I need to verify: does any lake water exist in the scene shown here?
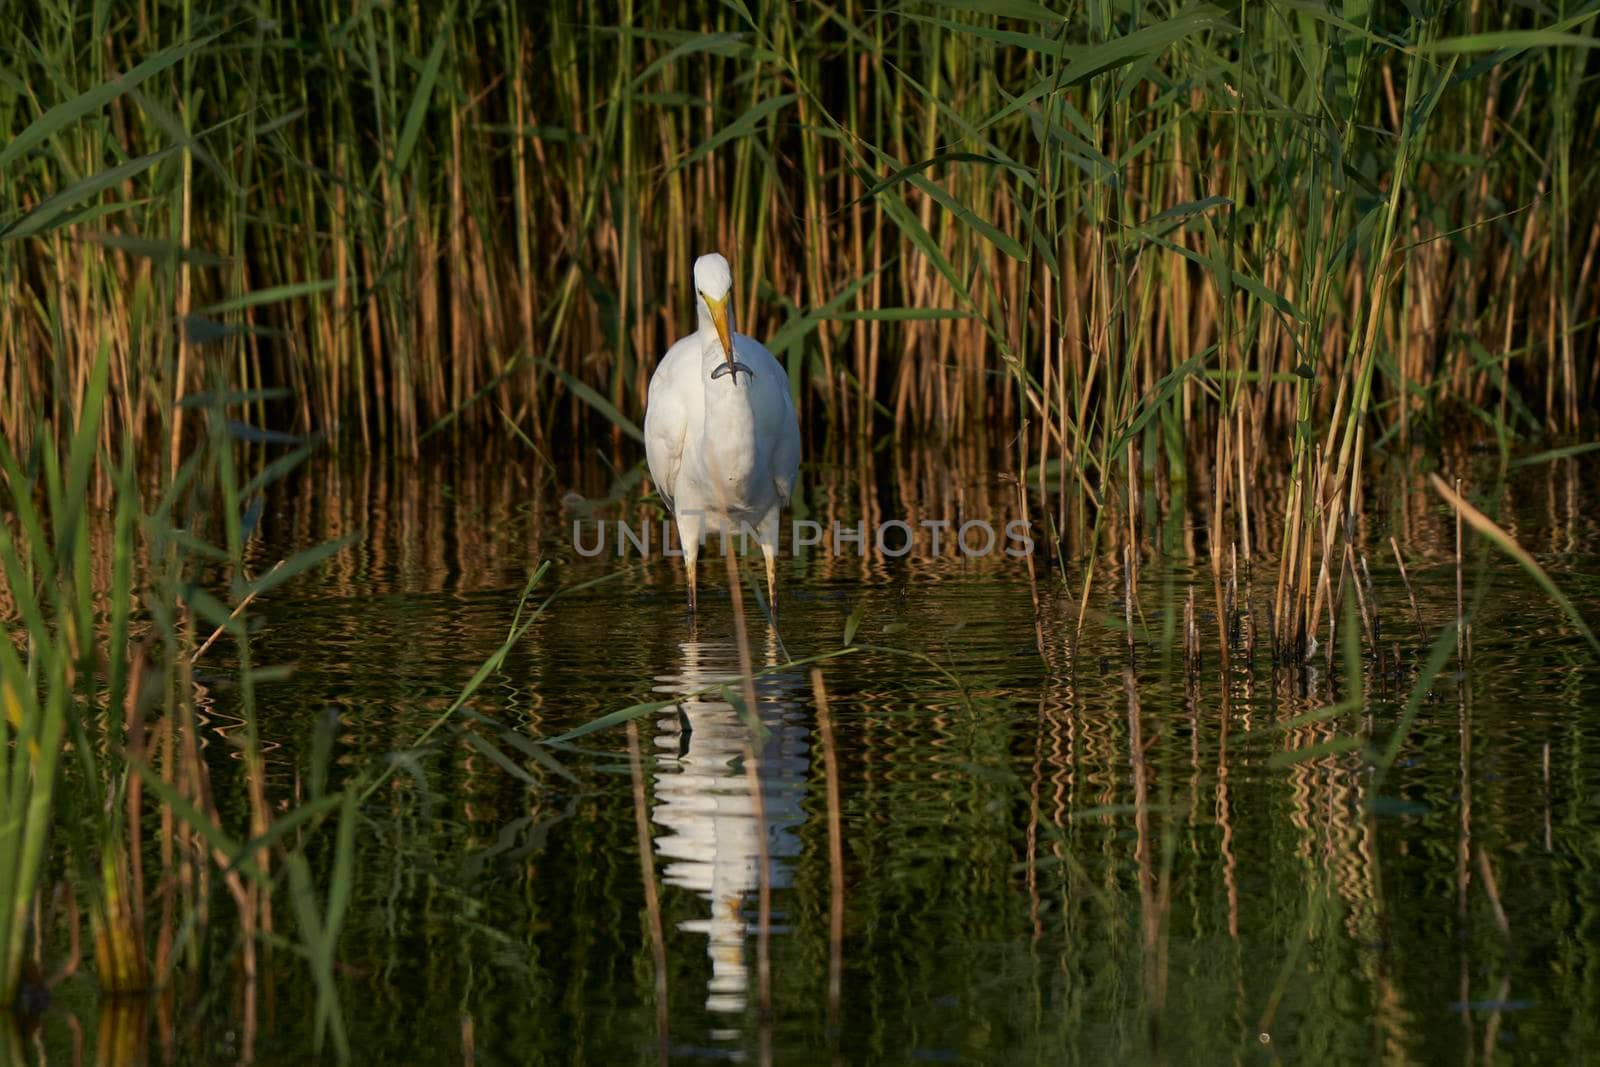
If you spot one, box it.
[26,445,1600,1064]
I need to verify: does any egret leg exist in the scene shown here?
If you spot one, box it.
[685,538,699,615]
[757,511,780,618]
[762,543,777,617]
[678,510,704,617]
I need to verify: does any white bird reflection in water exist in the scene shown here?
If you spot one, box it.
[651,635,809,1023]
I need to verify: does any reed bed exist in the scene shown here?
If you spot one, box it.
[0,359,366,1048]
[3,2,1594,446]
[2,0,1595,649]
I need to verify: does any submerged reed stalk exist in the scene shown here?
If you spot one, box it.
[809,667,845,1028]
[1456,477,1468,668]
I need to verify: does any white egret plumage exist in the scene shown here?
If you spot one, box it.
[644,253,800,613]
[650,636,809,1017]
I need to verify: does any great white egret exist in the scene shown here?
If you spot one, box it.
[644,252,800,613]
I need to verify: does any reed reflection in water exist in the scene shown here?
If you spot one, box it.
[650,633,809,1026]
[14,444,1600,1065]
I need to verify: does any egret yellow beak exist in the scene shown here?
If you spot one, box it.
[706,294,734,365]
[703,292,753,384]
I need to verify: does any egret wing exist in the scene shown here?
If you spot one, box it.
[644,339,695,512]
[738,334,801,505]
[769,380,799,505]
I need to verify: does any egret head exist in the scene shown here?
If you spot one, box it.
[693,253,742,381]
[693,253,733,304]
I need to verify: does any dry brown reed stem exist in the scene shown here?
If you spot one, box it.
[169,118,193,481]
[809,667,845,1028]
[1123,546,1135,666]
[624,718,670,1056]
[1456,679,1474,1038]
[1124,666,1167,1020]
[124,647,148,963]
[742,742,773,1020]
[1243,557,1257,669]
[43,884,80,989]
[154,713,176,977]
[1015,437,1048,662]
[723,551,770,1018]
[1272,463,1302,651]
[245,751,272,948]
[1389,536,1428,649]
[1213,541,1232,701]
[1358,553,1380,655]
[1228,543,1237,629]
[1345,543,1373,660]
[1183,587,1198,677]
[1477,848,1511,941]
[1455,477,1467,668]
[189,560,284,664]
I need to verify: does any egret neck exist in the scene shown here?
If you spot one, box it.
[698,309,761,496]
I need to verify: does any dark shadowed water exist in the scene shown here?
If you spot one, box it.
[28,445,1600,1065]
